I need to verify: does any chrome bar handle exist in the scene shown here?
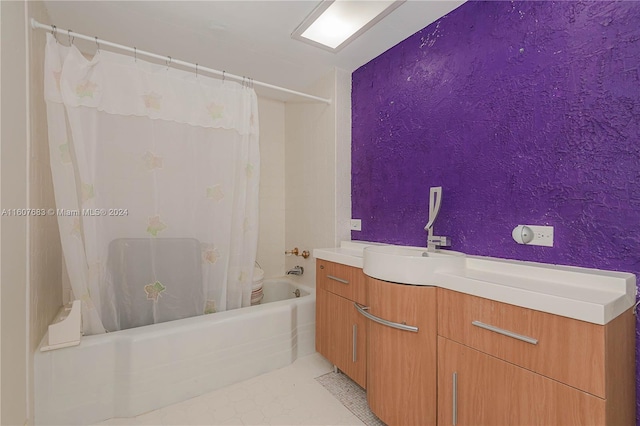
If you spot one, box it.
[354,303,418,332]
[352,324,357,363]
[327,275,349,285]
[472,320,538,345]
[453,372,458,426]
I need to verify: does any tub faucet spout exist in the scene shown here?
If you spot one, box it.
[287,265,304,275]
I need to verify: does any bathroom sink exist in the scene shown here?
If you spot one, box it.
[363,245,465,286]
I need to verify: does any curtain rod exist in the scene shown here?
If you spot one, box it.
[31,19,332,105]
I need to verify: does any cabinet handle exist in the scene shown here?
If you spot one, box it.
[352,324,357,363]
[471,321,538,345]
[354,303,418,332]
[452,371,458,426]
[327,275,349,284]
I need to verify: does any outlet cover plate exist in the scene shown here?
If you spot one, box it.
[527,225,554,247]
[350,219,362,231]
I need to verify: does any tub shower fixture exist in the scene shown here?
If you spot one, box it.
[424,186,451,252]
[287,266,304,276]
[285,247,310,259]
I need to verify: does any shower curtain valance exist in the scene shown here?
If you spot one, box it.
[45,34,257,136]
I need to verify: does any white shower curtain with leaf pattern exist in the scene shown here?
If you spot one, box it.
[44,34,260,335]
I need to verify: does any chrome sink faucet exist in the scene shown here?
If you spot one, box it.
[424,186,451,252]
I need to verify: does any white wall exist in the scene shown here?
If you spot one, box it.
[334,68,352,245]
[257,75,352,283]
[27,2,63,423]
[284,68,351,286]
[256,97,286,278]
[1,1,29,424]
[1,5,3,419]
[0,4,65,424]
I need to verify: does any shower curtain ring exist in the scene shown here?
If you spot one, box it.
[68,29,74,45]
[51,25,57,42]
[166,56,172,70]
[133,47,137,62]
[195,63,198,78]
[95,36,100,53]
[222,70,225,83]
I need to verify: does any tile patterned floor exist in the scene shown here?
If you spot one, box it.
[315,373,385,426]
[96,353,366,425]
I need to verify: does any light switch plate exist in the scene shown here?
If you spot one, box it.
[527,225,554,247]
[350,219,362,231]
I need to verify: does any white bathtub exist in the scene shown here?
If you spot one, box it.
[34,277,315,425]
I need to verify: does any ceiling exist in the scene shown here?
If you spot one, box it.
[42,1,465,101]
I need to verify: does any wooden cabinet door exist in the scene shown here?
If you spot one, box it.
[437,337,605,426]
[316,288,366,388]
[366,278,437,426]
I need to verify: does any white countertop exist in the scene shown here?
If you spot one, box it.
[313,241,636,325]
[311,240,385,268]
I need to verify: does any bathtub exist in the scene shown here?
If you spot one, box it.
[34,277,315,425]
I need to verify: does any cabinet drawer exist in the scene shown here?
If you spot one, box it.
[438,288,605,398]
[316,259,366,305]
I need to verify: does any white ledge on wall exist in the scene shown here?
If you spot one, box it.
[41,299,82,352]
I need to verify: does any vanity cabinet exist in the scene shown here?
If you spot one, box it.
[315,260,367,388]
[314,247,636,426]
[363,277,437,426]
[437,288,636,426]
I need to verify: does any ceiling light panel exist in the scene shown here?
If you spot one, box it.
[292,0,405,52]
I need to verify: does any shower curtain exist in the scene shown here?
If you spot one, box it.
[44,34,260,335]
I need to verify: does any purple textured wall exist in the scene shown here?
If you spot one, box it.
[351,0,640,419]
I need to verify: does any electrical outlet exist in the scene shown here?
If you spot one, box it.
[528,225,554,247]
[350,219,362,231]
